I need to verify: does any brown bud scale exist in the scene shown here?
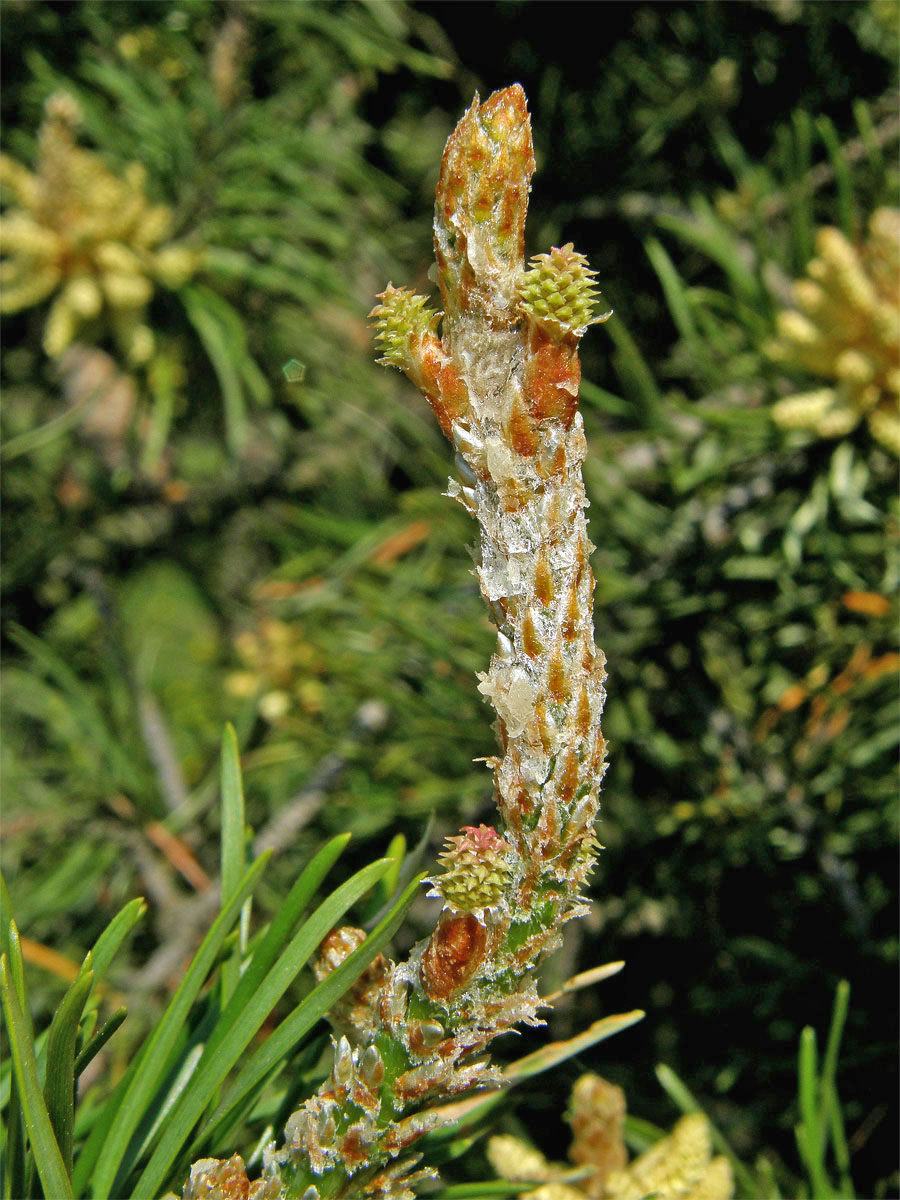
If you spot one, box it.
[420,913,488,1002]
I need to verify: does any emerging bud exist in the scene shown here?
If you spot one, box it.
[428,823,512,918]
[767,207,900,455]
[518,243,611,341]
[567,1074,627,1190]
[369,283,441,371]
[434,84,535,321]
[605,1113,733,1200]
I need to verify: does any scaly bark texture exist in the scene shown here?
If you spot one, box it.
[182,84,612,1200]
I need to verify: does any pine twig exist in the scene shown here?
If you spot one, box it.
[182,84,621,1200]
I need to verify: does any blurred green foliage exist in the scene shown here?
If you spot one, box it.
[2,1,897,1197]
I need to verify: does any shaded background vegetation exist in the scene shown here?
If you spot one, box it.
[2,1,897,1196]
